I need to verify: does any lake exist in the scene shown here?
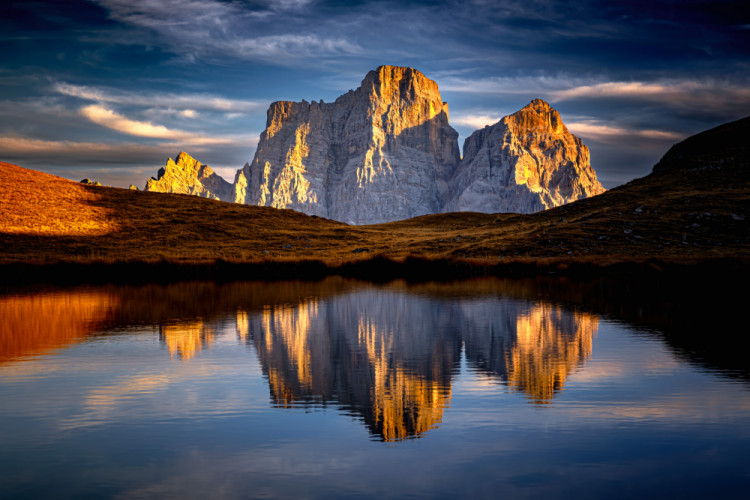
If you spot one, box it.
[1,276,749,499]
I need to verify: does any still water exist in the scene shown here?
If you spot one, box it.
[1,277,749,499]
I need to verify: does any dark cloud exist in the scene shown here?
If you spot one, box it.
[1,0,749,189]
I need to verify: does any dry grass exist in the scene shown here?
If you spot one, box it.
[1,158,749,280]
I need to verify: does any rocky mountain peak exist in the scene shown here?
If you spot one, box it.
[359,66,443,109]
[446,100,605,214]
[145,152,233,201]
[143,68,605,222]
[504,98,566,135]
[232,65,460,224]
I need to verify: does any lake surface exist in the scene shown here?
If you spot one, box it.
[1,277,749,499]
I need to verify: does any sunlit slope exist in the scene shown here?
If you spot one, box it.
[1,113,749,265]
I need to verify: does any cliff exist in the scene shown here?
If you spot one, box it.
[233,65,461,224]
[446,99,605,214]
[145,152,233,201]
[142,69,606,222]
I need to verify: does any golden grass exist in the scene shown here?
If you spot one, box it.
[1,160,748,278]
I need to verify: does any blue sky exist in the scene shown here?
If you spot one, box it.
[1,0,749,188]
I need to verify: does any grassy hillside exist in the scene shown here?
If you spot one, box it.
[1,117,749,279]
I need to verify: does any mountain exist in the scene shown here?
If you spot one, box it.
[2,112,749,269]
[233,66,460,224]
[141,67,605,223]
[145,152,233,201]
[446,99,605,213]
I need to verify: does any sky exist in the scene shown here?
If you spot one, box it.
[1,0,749,189]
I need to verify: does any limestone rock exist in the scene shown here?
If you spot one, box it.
[80,178,101,186]
[145,152,233,201]
[445,99,605,214]
[128,184,138,190]
[140,70,606,222]
[234,65,460,224]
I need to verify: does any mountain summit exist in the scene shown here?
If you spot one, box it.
[145,152,232,201]
[233,65,460,224]
[446,99,605,213]
[144,68,604,222]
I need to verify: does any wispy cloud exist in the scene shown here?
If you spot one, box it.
[450,112,504,129]
[54,83,262,113]
[566,120,683,143]
[91,0,361,65]
[439,74,576,95]
[0,134,257,168]
[441,74,750,121]
[79,104,247,145]
[550,80,750,105]
[0,136,166,158]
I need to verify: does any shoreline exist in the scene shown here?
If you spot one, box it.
[2,254,747,286]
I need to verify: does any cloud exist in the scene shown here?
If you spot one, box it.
[566,120,683,143]
[54,82,262,113]
[79,104,252,146]
[439,74,571,95]
[450,113,504,130]
[0,133,257,162]
[234,34,360,61]
[0,136,156,156]
[91,0,361,64]
[550,79,750,110]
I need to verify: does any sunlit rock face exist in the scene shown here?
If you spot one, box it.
[233,65,461,224]
[145,152,234,201]
[141,74,605,221]
[446,99,605,214]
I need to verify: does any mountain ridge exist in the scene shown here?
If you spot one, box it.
[2,110,748,270]
[143,66,604,223]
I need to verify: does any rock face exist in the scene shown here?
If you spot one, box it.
[446,99,605,214]
[143,69,606,222]
[145,152,233,201]
[233,66,460,224]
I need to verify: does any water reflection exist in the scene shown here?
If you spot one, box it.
[464,302,597,403]
[160,322,216,361]
[0,278,641,440]
[243,295,458,441]
[0,289,117,362]
[2,277,749,499]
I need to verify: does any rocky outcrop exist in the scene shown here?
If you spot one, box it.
[142,70,606,222]
[233,65,460,224]
[145,152,233,201]
[445,99,605,214]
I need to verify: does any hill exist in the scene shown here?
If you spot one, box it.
[1,116,749,280]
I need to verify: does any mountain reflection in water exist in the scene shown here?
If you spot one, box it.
[0,278,602,441]
[244,294,596,440]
